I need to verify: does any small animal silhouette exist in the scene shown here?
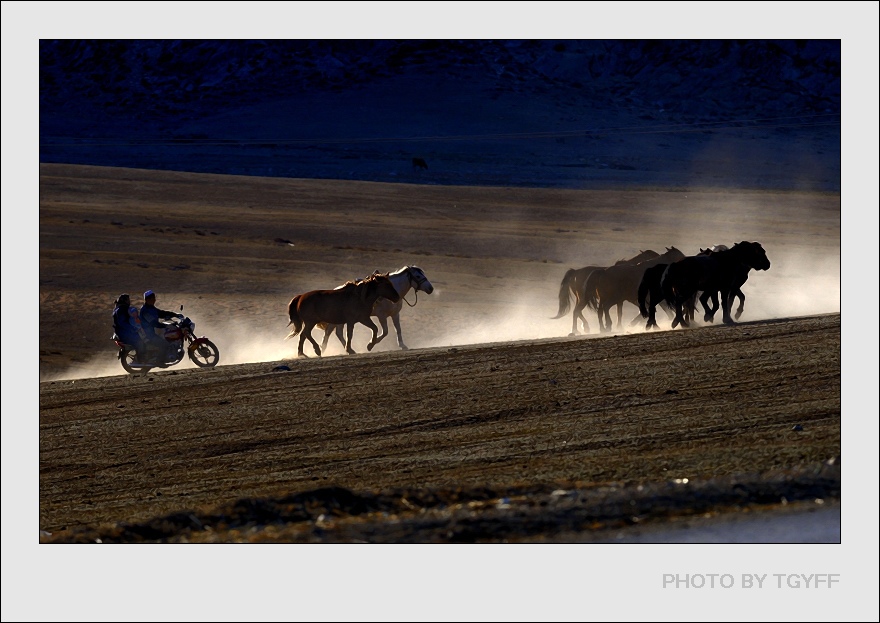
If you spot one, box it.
[412,157,428,171]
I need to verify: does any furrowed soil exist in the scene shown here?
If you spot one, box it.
[37,164,841,543]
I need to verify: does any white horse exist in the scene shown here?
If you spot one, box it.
[320,265,434,351]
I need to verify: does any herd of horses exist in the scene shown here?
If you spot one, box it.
[284,242,770,358]
[553,241,771,335]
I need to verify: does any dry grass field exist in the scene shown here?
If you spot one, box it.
[35,164,843,545]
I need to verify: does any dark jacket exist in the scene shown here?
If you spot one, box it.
[113,304,147,346]
[139,302,178,334]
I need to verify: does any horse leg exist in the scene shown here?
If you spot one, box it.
[596,306,606,333]
[345,323,357,355]
[571,298,587,335]
[364,319,383,351]
[673,299,688,328]
[647,303,658,330]
[305,324,322,356]
[320,324,334,351]
[595,302,610,332]
[616,303,624,331]
[376,315,392,347]
[391,314,407,350]
[721,288,735,325]
[734,289,745,319]
[299,324,322,357]
[701,291,717,323]
[629,310,643,327]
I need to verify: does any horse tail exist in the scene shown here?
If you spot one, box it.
[583,269,602,311]
[551,269,577,318]
[638,270,651,318]
[285,295,303,340]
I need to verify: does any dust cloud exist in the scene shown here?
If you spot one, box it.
[42,243,839,383]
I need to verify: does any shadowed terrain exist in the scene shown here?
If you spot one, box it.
[39,165,840,543]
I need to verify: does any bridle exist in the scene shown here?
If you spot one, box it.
[402,267,429,307]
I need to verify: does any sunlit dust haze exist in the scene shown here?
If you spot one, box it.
[43,242,838,383]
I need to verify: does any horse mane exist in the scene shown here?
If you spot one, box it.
[340,270,389,288]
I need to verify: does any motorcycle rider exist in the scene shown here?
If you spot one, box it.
[112,293,149,355]
[139,289,183,363]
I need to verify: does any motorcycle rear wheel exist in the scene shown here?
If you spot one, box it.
[189,339,220,368]
[120,345,148,374]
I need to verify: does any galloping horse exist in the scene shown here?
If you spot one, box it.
[637,246,732,330]
[661,241,771,328]
[319,265,434,352]
[286,273,401,357]
[691,246,750,323]
[551,249,659,336]
[585,247,687,332]
[638,263,675,330]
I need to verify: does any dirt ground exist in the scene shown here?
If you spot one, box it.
[37,164,841,543]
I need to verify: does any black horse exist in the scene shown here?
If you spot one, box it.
[584,247,686,332]
[690,247,750,323]
[638,263,676,330]
[661,241,771,328]
[637,246,749,330]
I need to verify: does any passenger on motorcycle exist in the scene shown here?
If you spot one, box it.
[113,293,149,350]
[139,289,183,363]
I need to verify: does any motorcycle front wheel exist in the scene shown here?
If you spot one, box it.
[120,346,148,374]
[189,339,220,368]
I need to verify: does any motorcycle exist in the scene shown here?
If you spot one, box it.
[112,306,220,373]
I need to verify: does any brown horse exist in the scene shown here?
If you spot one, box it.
[585,247,687,332]
[285,273,401,357]
[319,265,434,352]
[551,249,660,336]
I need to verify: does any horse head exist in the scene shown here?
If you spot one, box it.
[367,274,401,303]
[663,246,687,262]
[733,241,771,271]
[406,265,435,294]
[620,249,660,265]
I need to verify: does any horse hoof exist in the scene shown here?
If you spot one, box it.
[367,343,374,351]
[400,345,409,351]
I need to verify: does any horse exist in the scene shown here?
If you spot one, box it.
[585,247,687,332]
[551,249,660,336]
[690,246,750,323]
[412,157,429,171]
[637,246,733,330]
[661,241,771,328]
[637,263,676,330]
[285,273,401,357]
[318,265,434,352]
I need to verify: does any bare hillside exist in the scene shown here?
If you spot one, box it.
[37,165,841,543]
